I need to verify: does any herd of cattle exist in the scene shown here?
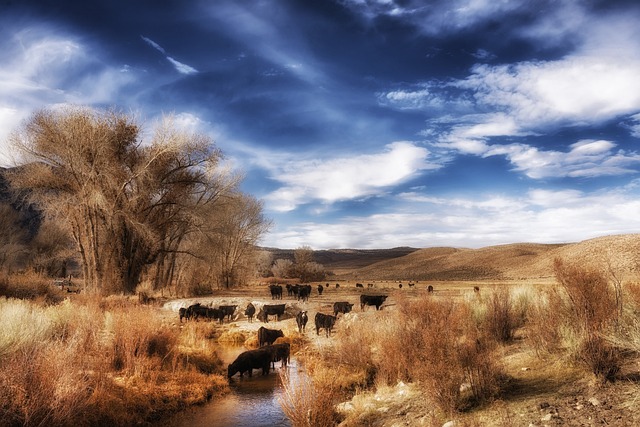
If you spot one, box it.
[178,282,443,380]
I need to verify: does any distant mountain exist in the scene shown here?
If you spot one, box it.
[339,235,640,281]
[262,247,419,273]
[266,234,640,282]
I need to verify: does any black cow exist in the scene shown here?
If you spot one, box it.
[333,301,354,317]
[360,294,388,311]
[427,285,434,293]
[189,304,211,320]
[219,305,237,323]
[245,303,256,322]
[228,348,272,378]
[257,304,286,323]
[355,283,364,288]
[265,343,290,368]
[367,283,374,288]
[208,307,225,323]
[184,303,202,320]
[179,307,188,322]
[297,285,311,302]
[315,312,337,337]
[269,284,283,300]
[296,310,308,333]
[258,326,284,347]
[317,284,324,295]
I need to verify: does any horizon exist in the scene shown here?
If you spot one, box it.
[2,1,640,249]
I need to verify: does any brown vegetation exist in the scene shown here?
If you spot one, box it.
[0,292,227,426]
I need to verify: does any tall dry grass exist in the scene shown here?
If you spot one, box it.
[0,295,226,426]
[526,259,623,381]
[304,294,506,418]
[278,365,343,427]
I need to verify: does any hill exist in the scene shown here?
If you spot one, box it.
[310,234,640,282]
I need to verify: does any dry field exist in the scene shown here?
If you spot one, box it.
[4,233,640,426]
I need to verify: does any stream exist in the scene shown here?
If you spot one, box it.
[164,346,296,427]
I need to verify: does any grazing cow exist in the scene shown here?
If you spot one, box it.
[355,283,364,288]
[265,343,290,368]
[269,284,283,300]
[399,283,403,289]
[335,283,340,288]
[245,303,256,323]
[228,348,272,378]
[408,283,415,288]
[315,312,337,337]
[367,283,374,288]
[219,305,237,323]
[189,304,212,321]
[333,301,354,317]
[317,284,324,295]
[296,311,308,333]
[258,326,284,347]
[208,307,225,323]
[179,307,188,322]
[360,294,388,311]
[474,286,480,293]
[427,285,434,293]
[257,304,286,323]
[297,285,311,302]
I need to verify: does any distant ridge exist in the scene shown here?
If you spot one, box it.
[268,234,640,282]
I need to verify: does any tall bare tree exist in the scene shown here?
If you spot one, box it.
[8,107,242,293]
[204,193,272,288]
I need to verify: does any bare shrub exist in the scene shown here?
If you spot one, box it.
[278,365,342,427]
[553,258,621,381]
[526,289,565,356]
[484,286,518,343]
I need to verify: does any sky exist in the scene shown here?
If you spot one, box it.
[2,0,640,249]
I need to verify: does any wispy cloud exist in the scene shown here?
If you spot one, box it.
[264,184,640,249]
[141,35,198,75]
[0,25,135,165]
[263,141,439,211]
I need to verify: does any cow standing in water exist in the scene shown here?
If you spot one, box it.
[258,326,284,347]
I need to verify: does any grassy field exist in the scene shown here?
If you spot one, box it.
[4,260,640,426]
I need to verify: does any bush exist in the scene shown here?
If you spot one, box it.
[484,286,518,343]
[552,258,622,381]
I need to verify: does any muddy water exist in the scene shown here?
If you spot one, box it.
[165,346,295,427]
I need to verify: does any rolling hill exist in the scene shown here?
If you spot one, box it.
[312,234,640,282]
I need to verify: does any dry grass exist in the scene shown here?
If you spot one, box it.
[0,294,227,426]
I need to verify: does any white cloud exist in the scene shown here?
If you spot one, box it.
[0,27,135,165]
[141,35,198,75]
[263,185,640,249]
[263,141,438,211]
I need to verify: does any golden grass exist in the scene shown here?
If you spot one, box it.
[0,295,227,426]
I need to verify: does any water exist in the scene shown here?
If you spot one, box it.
[164,346,295,427]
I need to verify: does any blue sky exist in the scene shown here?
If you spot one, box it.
[2,0,640,249]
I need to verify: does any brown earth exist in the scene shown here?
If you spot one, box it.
[317,233,640,283]
[162,233,640,426]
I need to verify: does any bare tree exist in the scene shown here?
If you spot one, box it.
[8,107,239,293]
[204,193,271,288]
[272,259,294,279]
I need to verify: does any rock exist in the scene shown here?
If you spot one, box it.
[588,397,601,407]
[442,421,456,427]
[541,413,553,422]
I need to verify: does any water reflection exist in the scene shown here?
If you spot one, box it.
[165,346,294,427]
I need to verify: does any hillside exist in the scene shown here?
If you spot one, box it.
[325,234,640,282]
